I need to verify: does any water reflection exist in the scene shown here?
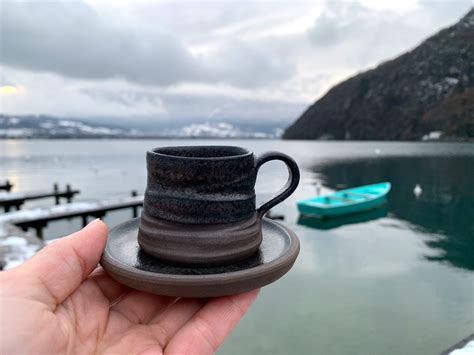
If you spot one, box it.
[312,155,474,271]
[298,206,388,230]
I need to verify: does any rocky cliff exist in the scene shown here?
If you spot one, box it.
[283,9,474,141]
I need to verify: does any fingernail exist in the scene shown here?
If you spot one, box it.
[83,218,101,230]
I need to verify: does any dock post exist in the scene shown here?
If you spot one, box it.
[54,183,60,204]
[91,212,106,220]
[81,215,88,227]
[33,222,48,240]
[35,227,44,240]
[131,190,138,218]
[66,184,72,203]
[0,179,13,192]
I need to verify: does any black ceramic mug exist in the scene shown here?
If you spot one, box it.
[138,145,300,265]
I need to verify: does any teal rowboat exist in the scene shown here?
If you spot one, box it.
[297,182,391,218]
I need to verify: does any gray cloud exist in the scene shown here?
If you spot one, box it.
[308,2,369,47]
[2,0,473,123]
[308,1,473,49]
[1,2,197,85]
[0,1,296,88]
[135,2,288,36]
[203,38,295,87]
[306,0,473,70]
[418,0,474,23]
[80,87,305,124]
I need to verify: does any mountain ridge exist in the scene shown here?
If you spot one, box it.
[0,114,283,139]
[283,8,474,141]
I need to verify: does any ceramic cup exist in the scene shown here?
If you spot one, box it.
[138,145,300,266]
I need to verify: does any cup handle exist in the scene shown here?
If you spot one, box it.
[255,151,300,218]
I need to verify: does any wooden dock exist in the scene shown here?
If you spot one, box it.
[0,180,13,192]
[0,184,80,212]
[0,193,143,239]
[0,188,287,268]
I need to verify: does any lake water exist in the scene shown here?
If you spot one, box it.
[1,139,473,355]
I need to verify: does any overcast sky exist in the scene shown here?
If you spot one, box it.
[1,0,473,125]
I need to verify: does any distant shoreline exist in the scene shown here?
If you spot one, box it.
[0,136,277,140]
[1,137,472,142]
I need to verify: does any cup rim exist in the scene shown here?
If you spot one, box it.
[148,145,253,161]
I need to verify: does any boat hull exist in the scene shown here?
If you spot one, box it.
[297,182,391,218]
[298,206,388,229]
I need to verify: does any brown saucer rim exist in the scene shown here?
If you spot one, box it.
[100,218,300,298]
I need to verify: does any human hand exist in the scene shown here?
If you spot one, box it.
[0,220,259,354]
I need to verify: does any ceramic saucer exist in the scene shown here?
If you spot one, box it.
[100,217,300,298]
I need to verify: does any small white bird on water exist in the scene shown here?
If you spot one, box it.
[413,184,422,197]
[316,182,322,196]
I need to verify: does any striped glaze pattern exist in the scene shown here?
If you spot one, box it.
[138,213,262,265]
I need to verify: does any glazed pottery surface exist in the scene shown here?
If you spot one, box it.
[140,146,299,224]
[100,217,300,298]
[138,145,300,265]
[138,213,262,265]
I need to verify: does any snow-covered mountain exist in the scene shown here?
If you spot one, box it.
[162,122,283,138]
[0,115,283,139]
[0,115,136,138]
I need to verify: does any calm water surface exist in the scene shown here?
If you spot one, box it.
[1,139,473,355]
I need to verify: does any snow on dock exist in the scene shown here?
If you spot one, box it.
[0,184,80,212]
[0,194,143,238]
[0,194,143,269]
[0,223,43,270]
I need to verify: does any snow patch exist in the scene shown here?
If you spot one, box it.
[0,236,40,270]
[0,202,99,224]
[0,191,27,200]
[422,131,443,141]
[450,340,474,355]
[40,122,55,129]
[445,77,459,85]
[163,121,277,138]
[0,128,34,137]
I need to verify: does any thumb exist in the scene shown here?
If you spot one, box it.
[17,219,108,309]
